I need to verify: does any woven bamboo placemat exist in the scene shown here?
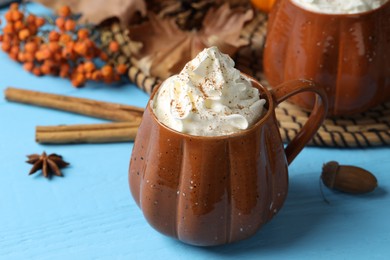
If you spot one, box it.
[99,12,390,148]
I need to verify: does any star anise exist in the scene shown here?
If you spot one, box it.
[26,152,70,178]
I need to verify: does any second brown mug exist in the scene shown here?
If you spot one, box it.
[264,0,390,116]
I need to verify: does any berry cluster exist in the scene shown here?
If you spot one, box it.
[0,3,128,87]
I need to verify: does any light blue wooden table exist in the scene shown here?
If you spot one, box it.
[1,3,389,260]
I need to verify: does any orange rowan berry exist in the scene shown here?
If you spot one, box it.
[53,52,63,62]
[34,51,43,60]
[11,36,20,46]
[91,70,102,81]
[65,41,75,49]
[64,19,76,31]
[62,42,76,59]
[108,40,120,53]
[24,41,38,53]
[74,41,88,56]
[43,59,55,67]
[32,66,42,76]
[59,69,69,78]
[18,28,30,41]
[3,35,19,47]
[48,31,60,42]
[77,28,89,40]
[35,17,46,27]
[84,38,94,48]
[2,34,11,42]
[42,49,53,60]
[58,5,71,18]
[61,62,70,70]
[26,14,36,24]
[23,62,34,72]
[27,24,38,35]
[116,64,128,75]
[35,49,52,61]
[1,41,12,52]
[30,36,43,45]
[14,20,25,31]
[9,51,18,61]
[40,64,51,75]
[24,52,35,62]
[11,10,24,22]
[17,52,26,62]
[99,52,108,61]
[59,63,70,78]
[10,45,19,55]
[0,35,3,42]
[101,65,114,78]
[59,33,72,44]
[84,61,95,73]
[42,59,58,75]
[71,73,86,87]
[3,23,15,35]
[75,63,85,74]
[81,39,96,58]
[61,48,71,59]
[48,41,60,53]
[55,17,66,31]
[25,53,35,62]
[84,72,92,80]
[4,11,13,22]
[10,2,19,10]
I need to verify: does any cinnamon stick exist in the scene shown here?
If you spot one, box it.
[36,122,140,144]
[4,87,144,122]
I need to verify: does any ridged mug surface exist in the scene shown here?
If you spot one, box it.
[129,80,288,246]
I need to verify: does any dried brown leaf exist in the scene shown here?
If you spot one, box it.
[33,0,147,25]
[199,4,253,56]
[129,4,253,79]
[129,13,189,79]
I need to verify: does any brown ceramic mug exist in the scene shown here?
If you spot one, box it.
[264,0,390,116]
[129,76,327,246]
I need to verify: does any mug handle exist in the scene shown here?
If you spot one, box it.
[270,79,328,165]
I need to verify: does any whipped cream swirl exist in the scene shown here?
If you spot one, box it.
[292,0,389,14]
[151,46,266,136]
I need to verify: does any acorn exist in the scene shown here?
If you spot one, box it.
[321,161,378,194]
